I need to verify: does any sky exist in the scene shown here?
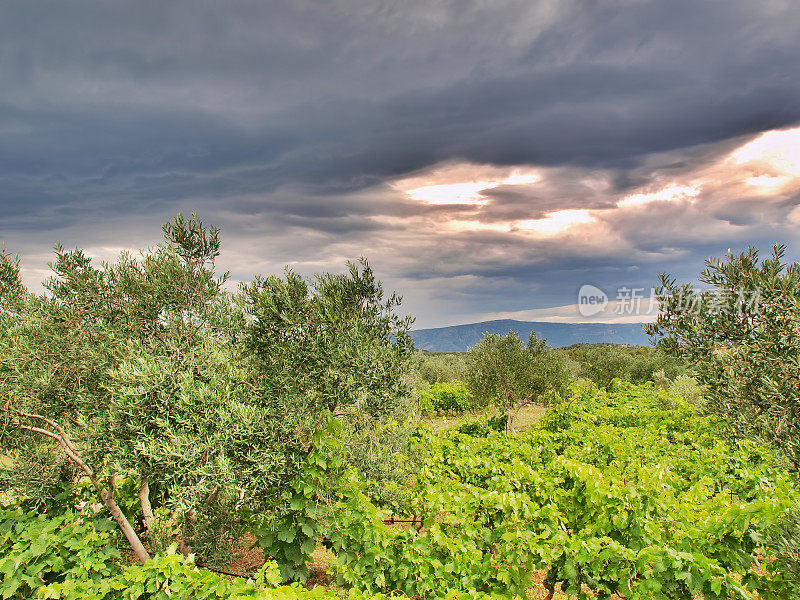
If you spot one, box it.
[1,0,800,329]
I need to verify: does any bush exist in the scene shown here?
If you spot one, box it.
[0,500,338,600]
[764,504,800,596]
[559,344,685,389]
[37,549,287,600]
[418,381,474,415]
[665,374,703,405]
[0,503,119,599]
[456,414,508,436]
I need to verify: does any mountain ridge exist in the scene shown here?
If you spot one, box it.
[409,319,650,352]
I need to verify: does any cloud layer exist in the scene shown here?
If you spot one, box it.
[1,0,800,327]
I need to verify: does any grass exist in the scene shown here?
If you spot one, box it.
[510,403,548,431]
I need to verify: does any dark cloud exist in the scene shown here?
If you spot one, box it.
[2,0,800,325]
[478,172,618,222]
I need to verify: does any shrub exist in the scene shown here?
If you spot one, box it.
[456,414,508,436]
[665,374,703,405]
[0,503,119,599]
[418,381,474,415]
[560,344,685,389]
[763,504,800,596]
[37,549,286,600]
[0,500,321,600]
[411,352,469,385]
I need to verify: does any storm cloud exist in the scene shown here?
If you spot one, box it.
[2,0,800,327]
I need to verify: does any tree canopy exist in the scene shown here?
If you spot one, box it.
[646,244,800,470]
[465,331,569,430]
[0,214,414,573]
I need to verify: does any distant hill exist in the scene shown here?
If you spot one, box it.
[409,319,650,352]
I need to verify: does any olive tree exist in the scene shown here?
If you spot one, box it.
[0,215,414,575]
[560,344,685,389]
[646,244,800,469]
[645,244,800,587]
[465,331,570,431]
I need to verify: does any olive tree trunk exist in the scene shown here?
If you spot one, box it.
[13,410,151,565]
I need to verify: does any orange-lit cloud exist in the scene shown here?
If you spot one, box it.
[729,127,800,176]
[446,219,511,232]
[406,181,495,205]
[359,125,800,324]
[516,209,595,235]
[617,185,700,208]
[746,175,791,188]
[397,163,540,205]
[390,125,800,245]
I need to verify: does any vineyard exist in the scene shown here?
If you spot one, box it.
[3,382,796,599]
[328,382,797,599]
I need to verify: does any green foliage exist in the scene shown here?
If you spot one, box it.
[3,384,797,599]
[0,446,74,509]
[162,212,222,267]
[0,504,503,600]
[0,246,25,313]
[418,381,474,415]
[763,504,800,596]
[329,383,797,599]
[182,495,244,571]
[0,504,119,599]
[465,331,570,427]
[411,352,469,385]
[37,550,287,600]
[336,413,416,510]
[664,373,703,405]
[0,498,305,600]
[455,414,508,436]
[646,245,800,470]
[559,344,686,389]
[0,215,415,575]
[242,258,414,421]
[0,500,331,600]
[251,426,331,583]
[240,259,416,576]
[5,220,798,599]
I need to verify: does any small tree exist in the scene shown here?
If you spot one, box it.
[240,259,415,580]
[241,259,413,423]
[465,331,569,432]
